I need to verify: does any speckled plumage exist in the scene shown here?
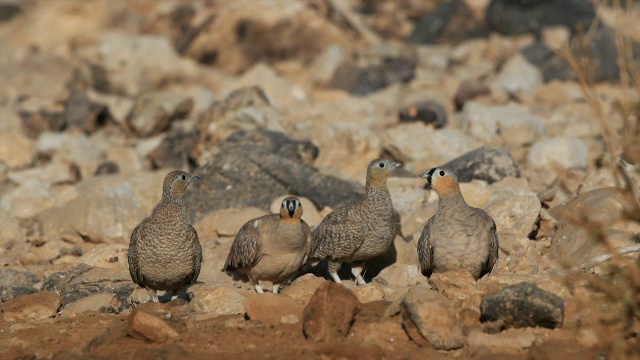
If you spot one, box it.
[128,171,203,302]
[311,159,400,285]
[223,197,311,293]
[417,167,498,280]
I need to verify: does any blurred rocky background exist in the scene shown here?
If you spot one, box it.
[0,0,639,358]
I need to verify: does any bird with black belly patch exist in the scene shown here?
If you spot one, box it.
[417,167,498,280]
[311,159,401,285]
[128,171,203,303]
[223,196,311,294]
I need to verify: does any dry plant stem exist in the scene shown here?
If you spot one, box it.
[557,32,621,186]
[326,0,381,45]
[578,245,640,272]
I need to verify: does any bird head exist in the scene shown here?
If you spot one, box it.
[420,167,460,197]
[280,196,303,220]
[367,159,401,187]
[162,171,201,200]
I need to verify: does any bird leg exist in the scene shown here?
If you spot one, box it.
[351,263,367,286]
[328,260,343,284]
[254,284,265,293]
[170,288,183,301]
[146,288,159,303]
[272,284,280,294]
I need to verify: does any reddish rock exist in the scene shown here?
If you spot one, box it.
[401,286,465,350]
[302,282,360,342]
[127,308,180,342]
[281,274,327,305]
[1,291,62,322]
[352,282,386,303]
[243,293,304,326]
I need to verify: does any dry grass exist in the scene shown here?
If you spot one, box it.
[554,0,640,355]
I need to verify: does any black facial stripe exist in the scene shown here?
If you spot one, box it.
[427,168,437,177]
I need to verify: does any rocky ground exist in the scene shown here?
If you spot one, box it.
[0,0,639,359]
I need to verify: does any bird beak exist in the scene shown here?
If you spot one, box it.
[191,175,202,182]
[393,161,402,169]
[420,168,435,188]
[287,203,296,217]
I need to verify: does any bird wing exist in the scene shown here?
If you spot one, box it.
[223,218,264,272]
[128,223,144,286]
[186,225,202,284]
[417,217,434,278]
[479,214,499,278]
[311,206,367,261]
[300,220,312,267]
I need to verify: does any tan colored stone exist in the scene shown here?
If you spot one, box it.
[1,291,62,322]
[0,131,34,168]
[281,274,327,305]
[128,308,180,342]
[352,282,386,303]
[60,293,122,317]
[467,328,536,352]
[188,285,246,316]
[74,244,129,270]
[374,264,421,287]
[243,293,304,326]
[193,207,268,238]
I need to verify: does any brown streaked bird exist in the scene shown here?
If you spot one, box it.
[417,167,498,280]
[128,171,203,303]
[223,196,311,294]
[311,159,400,285]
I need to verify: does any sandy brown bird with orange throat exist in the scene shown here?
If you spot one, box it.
[417,167,498,280]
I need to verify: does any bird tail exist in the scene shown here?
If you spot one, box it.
[222,263,249,282]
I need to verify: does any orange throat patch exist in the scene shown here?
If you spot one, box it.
[434,176,459,196]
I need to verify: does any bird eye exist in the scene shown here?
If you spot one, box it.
[439,170,445,176]
[379,163,385,168]
[180,174,186,180]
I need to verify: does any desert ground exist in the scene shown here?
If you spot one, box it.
[0,0,639,359]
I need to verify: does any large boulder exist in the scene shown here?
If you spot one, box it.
[35,171,165,244]
[185,129,364,220]
[547,187,640,271]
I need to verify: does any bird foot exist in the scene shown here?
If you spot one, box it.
[146,289,159,303]
[329,270,343,284]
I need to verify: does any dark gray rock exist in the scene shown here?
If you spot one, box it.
[0,2,21,22]
[0,269,40,301]
[94,161,120,176]
[480,282,564,329]
[59,264,134,308]
[408,0,489,44]
[521,43,574,82]
[408,0,461,44]
[20,110,66,137]
[453,80,490,111]
[42,271,67,293]
[184,129,364,221]
[487,0,596,36]
[128,91,193,137]
[522,26,623,83]
[329,56,416,96]
[442,147,519,184]
[147,129,197,170]
[398,101,447,128]
[64,91,109,133]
